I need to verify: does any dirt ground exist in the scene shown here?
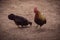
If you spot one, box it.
[0,0,60,40]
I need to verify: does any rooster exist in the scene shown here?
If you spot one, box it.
[8,14,32,28]
[34,7,46,28]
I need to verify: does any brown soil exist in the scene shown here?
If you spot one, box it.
[0,0,60,40]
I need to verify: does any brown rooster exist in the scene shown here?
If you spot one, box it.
[34,7,46,28]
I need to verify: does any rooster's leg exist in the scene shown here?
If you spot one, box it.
[36,25,42,29]
[36,25,39,28]
[36,25,42,31]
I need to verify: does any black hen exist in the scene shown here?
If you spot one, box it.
[8,14,32,28]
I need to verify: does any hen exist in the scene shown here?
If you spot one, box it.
[8,14,32,28]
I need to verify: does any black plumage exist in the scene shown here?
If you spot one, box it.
[8,14,32,27]
[34,18,46,26]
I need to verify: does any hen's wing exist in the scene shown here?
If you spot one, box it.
[14,16,28,23]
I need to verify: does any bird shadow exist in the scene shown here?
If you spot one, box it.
[35,28,56,33]
[8,26,30,32]
[18,26,30,29]
[36,28,46,33]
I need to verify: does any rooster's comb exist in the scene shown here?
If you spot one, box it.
[34,7,39,14]
[34,7,37,10]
